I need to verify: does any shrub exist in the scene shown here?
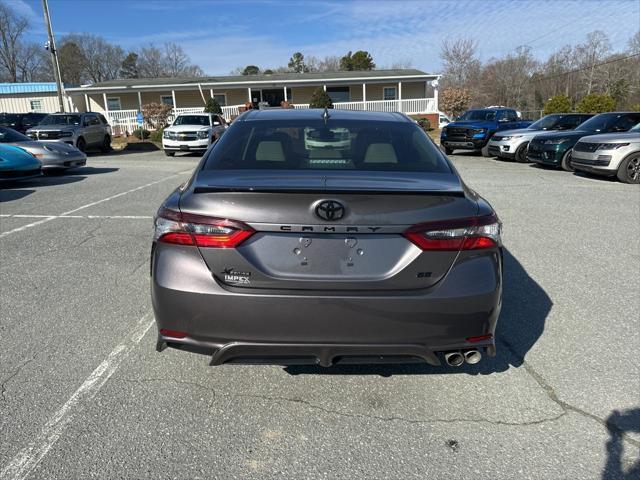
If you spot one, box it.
[576,93,615,113]
[416,117,432,131]
[543,95,572,115]
[142,102,173,130]
[440,88,471,118]
[131,128,150,140]
[150,128,164,143]
[309,87,333,109]
[204,97,222,114]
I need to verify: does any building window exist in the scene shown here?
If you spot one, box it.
[213,94,226,106]
[383,87,397,101]
[326,86,350,103]
[160,95,174,107]
[106,97,122,110]
[29,99,43,112]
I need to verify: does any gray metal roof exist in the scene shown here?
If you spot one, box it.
[70,69,437,92]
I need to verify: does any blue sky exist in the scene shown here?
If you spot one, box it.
[11,0,640,75]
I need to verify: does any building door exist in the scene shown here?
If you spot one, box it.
[261,88,291,107]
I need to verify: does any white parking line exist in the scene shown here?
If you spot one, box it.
[0,313,155,480]
[0,171,190,239]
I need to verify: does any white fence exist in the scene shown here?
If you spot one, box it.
[105,98,436,135]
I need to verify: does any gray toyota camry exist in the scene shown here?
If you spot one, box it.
[151,109,502,368]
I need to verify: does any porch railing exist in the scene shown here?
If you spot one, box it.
[105,98,436,134]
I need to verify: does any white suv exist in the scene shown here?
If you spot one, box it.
[162,113,227,156]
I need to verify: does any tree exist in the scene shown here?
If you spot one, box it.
[203,97,222,114]
[242,65,260,75]
[58,42,86,85]
[339,50,375,71]
[543,95,572,114]
[306,55,341,72]
[163,42,203,77]
[575,31,612,95]
[576,93,615,113]
[0,2,29,81]
[288,52,309,73]
[59,34,124,83]
[138,45,165,77]
[263,69,274,74]
[439,38,481,89]
[120,52,139,78]
[142,102,173,129]
[440,88,471,117]
[309,87,333,108]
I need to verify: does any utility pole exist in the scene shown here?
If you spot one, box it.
[42,0,65,112]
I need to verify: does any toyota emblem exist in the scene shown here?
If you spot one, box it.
[315,200,345,221]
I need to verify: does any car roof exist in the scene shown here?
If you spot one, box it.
[238,108,412,123]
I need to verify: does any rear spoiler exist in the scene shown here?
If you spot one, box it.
[193,186,465,196]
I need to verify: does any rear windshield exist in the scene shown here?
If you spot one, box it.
[173,115,210,126]
[0,113,21,125]
[0,126,30,142]
[40,114,81,126]
[458,110,496,121]
[203,119,451,173]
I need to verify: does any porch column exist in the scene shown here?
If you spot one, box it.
[247,87,252,102]
[84,94,89,112]
[323,84,326,92]
[362,83,366,110]
[137,91,143,111]
[433,80,439,112]
[283,85,288,102]
[210,88,214,99]
[171,90,177,109]
[102,92,109,119]
[398,82,402,112]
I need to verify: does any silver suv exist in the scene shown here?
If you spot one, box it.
[26,112,112,153]
[572,123,640,183]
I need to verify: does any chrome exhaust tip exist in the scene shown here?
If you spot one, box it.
[464,349,482,365]
[444,351,464,367]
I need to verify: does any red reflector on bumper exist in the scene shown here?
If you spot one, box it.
[466,334,493,343]
[160,329,187,338]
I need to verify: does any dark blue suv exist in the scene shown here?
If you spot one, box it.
[440,108,532,156]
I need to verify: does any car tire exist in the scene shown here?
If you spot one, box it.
[481,144,490,157]
[616,153,640,184]
[561,148,574,172]
[515,142,529,163]
[164,150,175,157]
[100,135,111,153]
[444,146,454,155]
[76,137,86,152]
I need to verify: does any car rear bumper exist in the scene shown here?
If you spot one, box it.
[151,244,502,366]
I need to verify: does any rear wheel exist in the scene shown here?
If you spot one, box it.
[515,142,529,163]
[617,153,640,184]
[481,144,490,157]
[164,150,175,157]
[76,137,86,152]
[561,148,574,172]
[100,135,111,153]
[444,146,453,155]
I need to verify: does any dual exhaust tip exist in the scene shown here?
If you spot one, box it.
[444,349,482,367]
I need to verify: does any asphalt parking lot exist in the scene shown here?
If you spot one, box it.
[1,149,638,480]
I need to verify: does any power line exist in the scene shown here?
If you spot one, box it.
[529,52,639,83]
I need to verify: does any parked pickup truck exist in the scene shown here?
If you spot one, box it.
[440,108,532,156]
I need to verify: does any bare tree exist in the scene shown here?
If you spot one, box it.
[575,30,612,95]
[138,43,203,78]
[16,42,50,82]
[0,2,29,81]
[163,43,189,77]
[440,38,481,89]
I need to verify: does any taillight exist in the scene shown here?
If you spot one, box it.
[404,213,501,251]
[154,207,254,248]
